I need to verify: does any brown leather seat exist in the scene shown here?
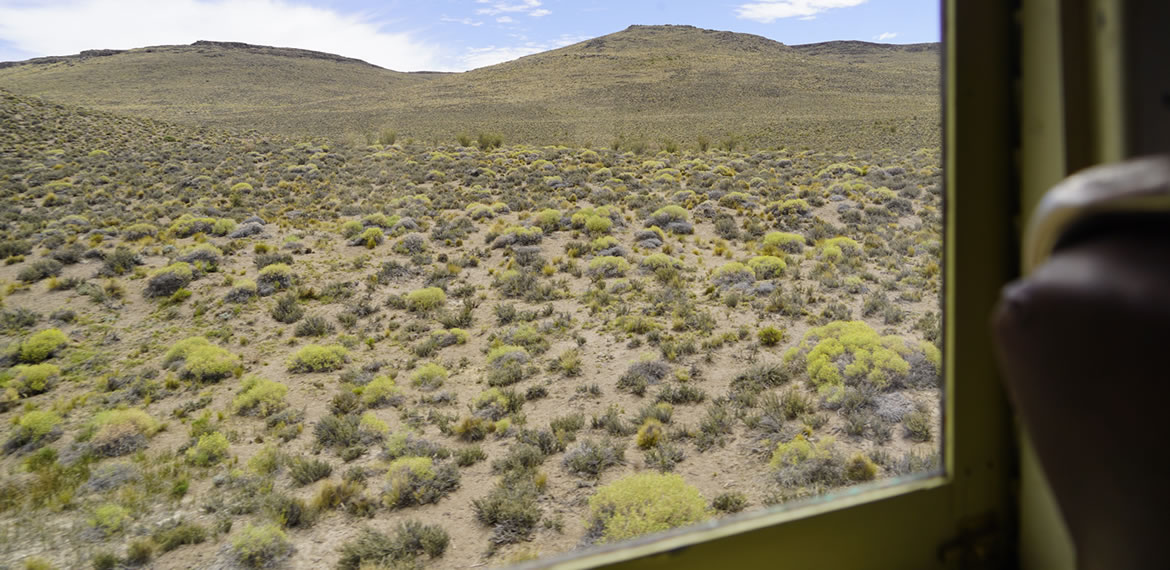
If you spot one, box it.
[994,156,1170,569]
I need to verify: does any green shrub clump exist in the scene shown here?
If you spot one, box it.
[757,326,785,347]
[711,261,755,287]
[588,472,709,543]
[381,456,460,508]
[761,231,805,254]
[405,287,446,312]
[746,255,787,279]
[233,376,289,417]
[588,256,630,278]
[287,344,348,373]
[783,321,915,401]
[410,363,448,391]
[164,337,240,382]
[336,522,449,569]
[19,328,67,363]
[232,523,293,568]
[361,374,403,407]
[90,408,161,457]
[186,431,230,466]
[6,363,61,396]
[145,262,194,297]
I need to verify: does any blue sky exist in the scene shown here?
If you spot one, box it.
[0,0,939,72]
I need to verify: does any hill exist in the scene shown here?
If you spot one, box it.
[0,25,939,151]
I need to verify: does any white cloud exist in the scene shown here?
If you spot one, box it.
[874,32,897,41]
[0,0,451,71]
[461,34,587,70]
[496,16,514,23]
[475,0,550,18]
[441,16,483,27]
[736,0,867,23]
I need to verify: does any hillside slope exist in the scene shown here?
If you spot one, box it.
[0,25,939,150]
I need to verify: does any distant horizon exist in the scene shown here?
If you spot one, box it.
[0,25,943,73]
[0,0,940,72]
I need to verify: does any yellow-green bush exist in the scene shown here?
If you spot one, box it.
[639,253,682,272]
[761,231,805,254]
[588,256,630,278]
[89,503,130,536]
[232,523,293,568]
[361,374,403,406]
[186,431,229,466]
[410,363,448,390]
[783,320,912,401]
[584,215,613,235]
[92,408,160,435]
[7,363,61,395]
[711,261,755,286]
[165,337,240,382]
[635,419,664,449]
[287,344,348,373]
[19,328,67,363]
[487,344,529,366]
[757,325,785,347]
[405,287,446,312]
[588,473,709,543]
[18,410,61,439]
[233,376,288,416]
[845,453,878,482]
[769,434,833,469]
[357,227,384,248]
[746,255,786,279]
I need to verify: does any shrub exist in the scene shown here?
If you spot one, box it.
[257,263,294,293]
[455,445,487,467]
[757,326,785,347]
[233,376,288,417]
[100,247,141,276]
[287,344,348,372]
[563,438,625,478]
[89,503,130,535]
[225,279,257,302]
[410,363,448,391]
[166,337,240,382]
[361,374,403,407]
[588,473,709,543]
[783,321,914,401]
[381,456,459,508]
[711,262,755,287]
[762,232,805,254]
[639,253,682,272]
[17,259,63,283]
[270,293,303,324]
[587,256,630,278]
[903,405,933,442]
[645,441,686,472]
[90,408,160,457]
[153,521,208,552]
[8,363,61,396]
[232,523,293,568]
[19,329,67,363]
[186,431,229,466]
[177,243,222,267]
[314,414,361,449]
[293,314,333,337]
[473,476,542,547]
[145,262,193,297]
[747,255,786,279]
[636,419,665,449]
[845,453,879,482]
[289,457,333,486]
[770,435,846,490]
[354,227,384,248]
[405,287,446,312]
[19,410,61,439]
[336,522,450,569]
[712,491,749,513]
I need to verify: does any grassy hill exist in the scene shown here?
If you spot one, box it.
[0,87,942,568]
[0,25,939,151]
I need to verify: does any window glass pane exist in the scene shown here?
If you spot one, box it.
[0,2,941,568]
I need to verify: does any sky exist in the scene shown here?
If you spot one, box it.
[0,0,940,72]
